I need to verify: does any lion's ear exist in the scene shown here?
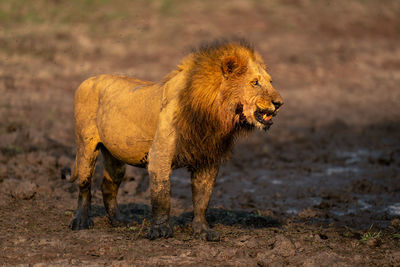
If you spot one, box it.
[221,55,246,78]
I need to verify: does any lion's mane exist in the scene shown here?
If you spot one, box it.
[173,41,256,169]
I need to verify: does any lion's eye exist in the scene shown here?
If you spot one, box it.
[251,80,259,86]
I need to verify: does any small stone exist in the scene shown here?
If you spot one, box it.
[9,180,37,199]
[272,235,296,257]
[245,239,259,249]
[391,218,400,229]
[366,238,381,248]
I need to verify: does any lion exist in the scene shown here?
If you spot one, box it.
[68,40,283,241]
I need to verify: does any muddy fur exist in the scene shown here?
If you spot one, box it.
[69,40,283,241]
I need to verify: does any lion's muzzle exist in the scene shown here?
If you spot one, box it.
[254,108,274,126]
[254,99,283,127]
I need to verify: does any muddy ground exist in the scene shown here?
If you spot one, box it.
[1,0,400,266]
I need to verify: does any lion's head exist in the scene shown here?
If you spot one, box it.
[175,40,283,166]
[218,43,283,131]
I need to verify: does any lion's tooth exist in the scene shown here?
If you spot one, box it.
[263,114,272,121]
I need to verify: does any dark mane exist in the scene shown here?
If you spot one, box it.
[173,41,255,170]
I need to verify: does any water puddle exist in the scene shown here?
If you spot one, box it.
[270,179,283,185]
[387,203,400,216]
[325,166,360,175]
[336,149,372,164]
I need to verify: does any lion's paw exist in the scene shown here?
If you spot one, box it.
[194,228,220,242]
[193,222,220,242]
[205,229,221,242]
[108,214,130,228]
[147,223,173,240]
[69,215,94,230]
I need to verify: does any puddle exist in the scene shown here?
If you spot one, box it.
[286,208,300,214]
[336,149,370,164]
[336,149,383,165]
[309,197,322,206]
[357,199,372,210]
[387,203,400,216]
[270,179,283,185]
[330,210,346,217]
[325,166,360,175]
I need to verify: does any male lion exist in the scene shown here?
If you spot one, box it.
[68,41,283,241]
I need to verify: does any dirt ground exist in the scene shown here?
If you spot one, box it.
[1,0,400,266]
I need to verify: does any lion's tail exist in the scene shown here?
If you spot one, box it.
[60,160,78,183]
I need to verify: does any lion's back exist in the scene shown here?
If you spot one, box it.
[74,74,163,165]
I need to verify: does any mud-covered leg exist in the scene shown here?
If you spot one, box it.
[146,99,177,240]
[147,166,173,239]
[101,147,127,227]
[191,165,220,241]
[70,144,99,230]
[146,140,174,239]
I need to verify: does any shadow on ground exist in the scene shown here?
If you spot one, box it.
[91,204,280,229]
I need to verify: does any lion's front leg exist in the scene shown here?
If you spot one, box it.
[146,103,177,240]
[191,165,220,241]
[147,165,173,239]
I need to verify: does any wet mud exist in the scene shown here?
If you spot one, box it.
[1,0,400,265]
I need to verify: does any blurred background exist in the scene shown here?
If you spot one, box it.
[0,0,400,264]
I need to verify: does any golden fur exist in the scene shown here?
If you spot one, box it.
[68,40,283,241]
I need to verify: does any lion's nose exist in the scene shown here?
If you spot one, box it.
[272,100,283,110]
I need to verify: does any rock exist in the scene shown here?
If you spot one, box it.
[3,179,37,200]
[245,238,259,249]
[271,235,296,257]
[391,218,400,229]
[14,181,37,199]
[366,238,381,248]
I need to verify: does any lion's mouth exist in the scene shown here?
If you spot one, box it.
[236,104,277,130]
[254,109,275,127]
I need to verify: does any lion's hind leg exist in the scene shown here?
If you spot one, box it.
[100,146,127,227]
[69,141,99,230]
